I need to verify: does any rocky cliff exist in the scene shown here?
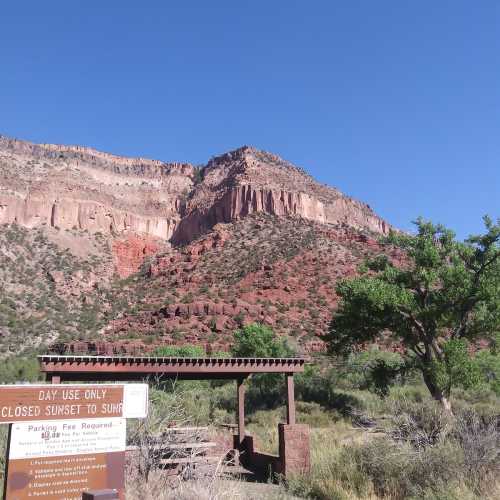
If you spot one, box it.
[0,135,193,242]
[0,136,390,250]
[173,147,389,243]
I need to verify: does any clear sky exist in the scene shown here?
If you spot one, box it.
[1,1,498,239]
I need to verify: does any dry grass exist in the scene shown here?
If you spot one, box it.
[126,467,296,500]
[285,404,500,500]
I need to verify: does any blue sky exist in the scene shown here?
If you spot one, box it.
[1,1,498,239]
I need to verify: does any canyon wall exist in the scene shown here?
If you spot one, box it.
[0,134,193,241]
[0,193,179,239]
[173,184,389,243]
[0,135,392,248]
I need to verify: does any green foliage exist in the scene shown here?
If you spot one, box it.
[474,349,500,394]
[231,323,295,410]
[346,349,409,397]
[430,339,483,396]
[152,345,205,357]
[327,217,500,406]
[0,356,41,383]
[231,323,294,358]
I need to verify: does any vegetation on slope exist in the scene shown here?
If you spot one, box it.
[0,223,120,355]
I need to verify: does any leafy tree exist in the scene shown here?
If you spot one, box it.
[231,323,294,358]
[151,344,230,358]
[232,324,295,409]
[326,217,500,412]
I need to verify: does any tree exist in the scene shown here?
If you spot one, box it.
[231,323,294,358]
[232,324,295,409]
[326,217,500,412]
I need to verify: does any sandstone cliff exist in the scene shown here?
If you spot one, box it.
[0,134,193,241]
[0,135,391,248]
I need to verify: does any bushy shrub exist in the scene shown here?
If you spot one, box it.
[354,437,465,498]
[0,356,40,383]
[231,323,294,358]
[473,350,500,395]
[385,399,451,449]
[152,345,205,357]
[344,349,411,397]
[452,409,500,491]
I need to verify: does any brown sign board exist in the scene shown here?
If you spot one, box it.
[5,418,126,500]
[0,384,148,423]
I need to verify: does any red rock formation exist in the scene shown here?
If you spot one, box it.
[171,146,391,243]
[96,214,403,352]
[112,235,161,278]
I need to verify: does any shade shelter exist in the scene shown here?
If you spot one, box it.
[38,355,310,476]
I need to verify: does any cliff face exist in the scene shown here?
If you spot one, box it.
[0,134,193,242]
[0,194,181,238]
[173,184,389,243]
[0,135,391,250]
[172,146,390,243]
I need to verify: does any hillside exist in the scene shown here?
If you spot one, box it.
[89,213,403,355]
[0,134,396,354]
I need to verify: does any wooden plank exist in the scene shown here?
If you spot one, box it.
[166,427,208,432]
[38,356,307,383]
[237,378,245,445]
[166,442,216,450]
[161,456,221,465]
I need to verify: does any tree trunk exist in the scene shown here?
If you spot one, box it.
[439,395,452,414]
[421,369,454,415]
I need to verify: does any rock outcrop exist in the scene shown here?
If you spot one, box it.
[173,145,391,242]
[173,184,388,243]
[0,134,193,242]
[0,135,391,251]
[112,235,163,278]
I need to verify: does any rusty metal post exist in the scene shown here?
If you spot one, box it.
[236,377,246,445]
[286,373,296,425]
[82,490,119,499]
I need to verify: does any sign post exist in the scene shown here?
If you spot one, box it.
[0,384,148,500]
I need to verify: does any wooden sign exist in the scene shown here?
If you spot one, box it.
[5,417,126,500]
[0,384,148,423]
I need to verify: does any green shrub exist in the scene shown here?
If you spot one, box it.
[345,349,410,397]
[0,356,41,383]
[473,350,500,395]
[152,345,205,357]
[231,323,294,358]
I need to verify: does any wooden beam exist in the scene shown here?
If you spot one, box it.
[236,377,246,445]
[38,356,306,379]
[286,373,296,425]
